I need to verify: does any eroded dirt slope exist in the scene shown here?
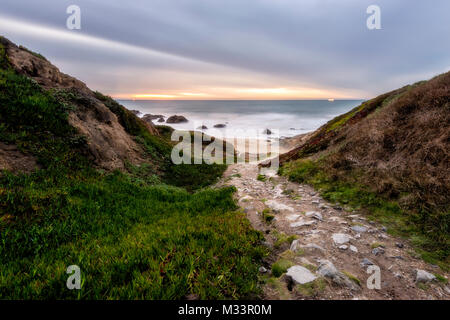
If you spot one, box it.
[1,37,159,170]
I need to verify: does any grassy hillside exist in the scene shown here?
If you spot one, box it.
[280,72,450,268]
[0,39,264,299]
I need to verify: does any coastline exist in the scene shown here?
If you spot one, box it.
[119,99,363,141]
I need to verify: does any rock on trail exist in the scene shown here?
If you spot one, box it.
[266,200,294,212]
[286,266,317,285]
[332,233,351,245]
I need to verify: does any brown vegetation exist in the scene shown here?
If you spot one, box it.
[280,72,450,251]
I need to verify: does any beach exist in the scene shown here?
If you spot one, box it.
[119,99,363,155]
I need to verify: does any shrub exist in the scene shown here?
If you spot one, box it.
[271,259,294,277]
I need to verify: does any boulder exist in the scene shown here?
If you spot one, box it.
[213,123,226,128]
[130,109,141,116]
[259,266,268,273]
[290,239,299,251]
[351,225,367,233]
[360,258,374,267]
[415,269,436,283]
[372,247,385,256]
[166,115,188,123]
[263,129,272,135]
[305,211,323,221]
[197,125,208,129]
[142,114,165,122]
[317,260,360,291]
[317,260,339,278]
[265,200,294,212]
[332,233,351,245]
[286,266,317,285]
[157,117,165,122]
[290,219,316,228]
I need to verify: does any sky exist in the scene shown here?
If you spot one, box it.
[0,0,449,100]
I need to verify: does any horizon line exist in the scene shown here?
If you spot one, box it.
[115,98,367,101]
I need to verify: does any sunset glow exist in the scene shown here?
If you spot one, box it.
[115,87,357,100]
[133,94,178,99]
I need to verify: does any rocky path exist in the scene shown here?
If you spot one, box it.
[218,163,449,300]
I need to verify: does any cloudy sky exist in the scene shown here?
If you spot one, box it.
[1,0,449,99]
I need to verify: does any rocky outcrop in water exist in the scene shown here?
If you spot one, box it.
[166,115,188,123]
[142,114,165,122]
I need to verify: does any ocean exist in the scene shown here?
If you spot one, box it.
[118,100,364,139]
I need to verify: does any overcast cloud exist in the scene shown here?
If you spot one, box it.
[0,0,449,99]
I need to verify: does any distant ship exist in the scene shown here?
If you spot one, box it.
[328,98,335,102]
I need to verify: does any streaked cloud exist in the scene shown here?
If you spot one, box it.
[0,0,449,99]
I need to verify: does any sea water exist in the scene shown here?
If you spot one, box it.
[118,100,363,139]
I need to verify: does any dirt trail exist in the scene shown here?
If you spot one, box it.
[218,163,449,300]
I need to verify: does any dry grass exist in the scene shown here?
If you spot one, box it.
[328,72,450,214]
[280,71,450,259]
